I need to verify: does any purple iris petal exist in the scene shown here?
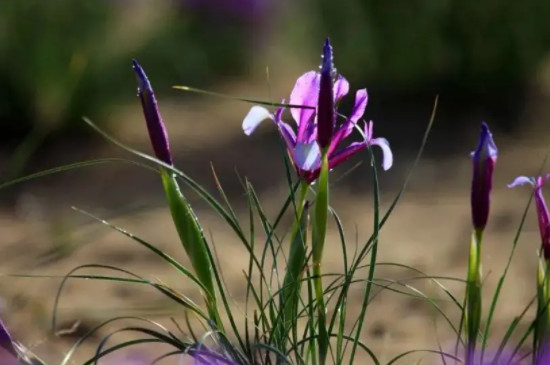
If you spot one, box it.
[363,121,393,171]
[328,89,369,156]
[328,141,366,169]
[289,71,319,135]
[132,59,173,166]
[242,39,392,183]
[369,137,393,171]
[317,38,335,149]
[508,176,535,188]
[349,89,368,124]
[471,122,498,231]
[242,105,273,135]
[509,174,550,259]
[276,121,297,151]
[294,141,321,171]
[333,75,349,103]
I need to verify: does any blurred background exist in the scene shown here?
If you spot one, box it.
[2,0,550,363]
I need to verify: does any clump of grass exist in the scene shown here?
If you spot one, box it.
[1,38,550,365]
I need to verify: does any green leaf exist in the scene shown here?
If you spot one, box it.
[160,168,221,327]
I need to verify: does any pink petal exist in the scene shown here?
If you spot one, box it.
[328,141,367,169]
[289,71,319,128]
[333,75,349,102]
[349,89,368,124]
[328,89,369,155]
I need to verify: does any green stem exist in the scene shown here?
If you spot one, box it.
[279,181,309,346]
[465,229,483,365]
[312,152,330,365]
[535,258,550,363]
[313,263,328,365]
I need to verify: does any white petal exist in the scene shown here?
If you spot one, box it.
[507,176,534,188]
[293,141,321,171]
[371,137,393,171]
[242,106,273,136]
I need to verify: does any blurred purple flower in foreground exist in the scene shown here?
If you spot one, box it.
[133,59,173,166]
[509,174,550,258]
[242,39,392,183]
[471,122,498,231]
[0,318,18,364]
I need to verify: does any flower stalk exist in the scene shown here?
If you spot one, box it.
[278,180,309,346]
[133,60,222,329]
[464,122,497,364]
[509,174,550,362]
[312,151,330,365]
[465,229,483,365]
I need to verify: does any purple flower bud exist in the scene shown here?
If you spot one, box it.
[316,38,335,150]
[471,122,497,231]
[132,60,173,166]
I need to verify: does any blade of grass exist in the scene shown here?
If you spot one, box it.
[172,85,315,110]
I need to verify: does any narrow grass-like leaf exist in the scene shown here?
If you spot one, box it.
[349,144,381,365]
[72,207,208,293]
[172,85,315,110]
[387,349,462,365]
[60,316,174,365]
[484,146,550,362]
[0,158,155,190]
[81,117,249,247]
[81,339,165,365]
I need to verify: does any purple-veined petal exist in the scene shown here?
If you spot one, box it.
[370,137,393,171]
[294,141,321,171]
[328,89,369,155]
[349,89,368,124]
[364,120,374,141]
[328,141,367,169]
[507,176,534,188]
[289,71,319,130]
[301,121,317,144]
[277,121,297,150]
[242,106,273,135]
[333,75,349,102]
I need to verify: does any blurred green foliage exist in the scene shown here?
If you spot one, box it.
[298,0,550,92]
[0,1,253,145]
[0,0,258,178]
[3,0,550,157]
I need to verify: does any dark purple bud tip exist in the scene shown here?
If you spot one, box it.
[320,38,334,77]
[317,38,335,150]
[471,122,497,231]
[132,59,173,166]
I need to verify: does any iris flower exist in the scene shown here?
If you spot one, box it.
[509,174,550,259]
[242,42,392,184]
[470,122,498,231]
